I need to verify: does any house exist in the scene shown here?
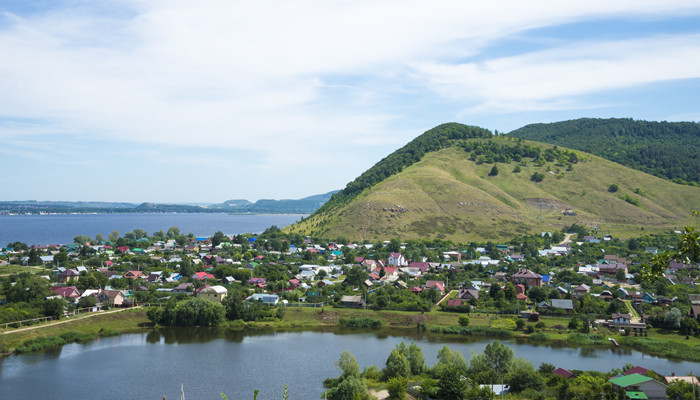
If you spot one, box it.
[552,368,575,379]
[458,288,479,301]
[623,366,652,377]
[425,280,445,293]
[689,305,700,320]
[387,252,407,266]
[124,270,144,280]
[97,289,128,306]
[247,293,279,305]
[611,313,631,325]
[50,286,80,299]
[550,299,574,315]
[248,277,267,286]
[608,373,667,400]
[197,285,228,302]
[57,269,80,283]
[663,375,700,387]
[340,295,364,308]
[173,282,194,293]
[573,284,590,297]
[513,269,542,287]
[192,271,215,280]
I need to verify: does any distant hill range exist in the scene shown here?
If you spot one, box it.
[0,192,337,214]
[508,118,700,186]
[287,122,700,242]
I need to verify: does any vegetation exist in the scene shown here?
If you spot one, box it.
[509,118,700,185]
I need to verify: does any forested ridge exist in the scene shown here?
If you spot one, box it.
[508,118,700,185]
[313,123,492,214]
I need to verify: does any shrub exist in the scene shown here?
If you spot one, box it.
[386,377,408,400]
[458,315,470,327]
[531,172,545,182]
[339,317,383,328]
[608,184,619,193]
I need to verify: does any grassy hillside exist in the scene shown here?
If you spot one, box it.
[508,118,700,186]
[287,135,699,242]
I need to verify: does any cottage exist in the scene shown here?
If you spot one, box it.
[197,285,228,302]
[57,269,80,284]
[340,295,364,308]
[573,284,590,297]
[611,313,631,325]
[552,368,575,379]
[609,373,667,400]
[513,268,542,287]
[192,271,215,280]
[50,286,80,299]
[550,299,574,315]
[98,289,128,306]
[458,288,479,301]
[425,280,445,293]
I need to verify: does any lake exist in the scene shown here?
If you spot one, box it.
[0,213,306,246]
[1,328,698,400]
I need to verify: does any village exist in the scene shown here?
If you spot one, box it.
[1,226,699,398]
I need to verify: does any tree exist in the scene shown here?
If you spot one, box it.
[616,267,626,281]
[528,286,547,303]
[78,295,97,308]
[507,359,543,393]
[386,377,408,400]
[680,318,698,335]
[336,350,360,378]
[108,230,120,242]
[667,379,700,400]
[434,364,469,400]
[484,340,513,375]
[608,184,619,193]
[211,231,227,247]
[642,212,699,282]
[489,165,499,176]
[54,251,68,265]
[513,165,522,173]
[530,172,544,182]
[345,266,366,287]
[383,349,411,380]
[664,307,682,330]
[44,297,66,319]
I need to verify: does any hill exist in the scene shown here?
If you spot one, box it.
[508,118,700,186]
[207,191,337,214]
[287,124,700,242]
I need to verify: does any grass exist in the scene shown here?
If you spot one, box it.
[286,141,700,242]
[0,309,149,355]
[617,336,700,362]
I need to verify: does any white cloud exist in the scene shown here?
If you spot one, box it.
[412,34,700,114]
[0,0,699,200]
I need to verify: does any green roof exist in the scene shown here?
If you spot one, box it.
[610,373,652,387]
[625,391,648,399]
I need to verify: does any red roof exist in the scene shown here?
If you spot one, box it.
[426,280,445,291]
[383,267,397,275]
[623,366,650,376]
[552,368,575,379]
[410,286,423,293]
[50,286,80,298]
[192,271,215,280]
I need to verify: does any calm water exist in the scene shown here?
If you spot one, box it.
[0,213,305,246]
[1,328,698,400]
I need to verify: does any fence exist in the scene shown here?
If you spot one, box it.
[0,305,137,330]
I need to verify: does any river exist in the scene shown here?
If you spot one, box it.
[1,328,698,400]
[0,213,305,246]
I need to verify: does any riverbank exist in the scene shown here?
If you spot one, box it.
[2,307,699,362]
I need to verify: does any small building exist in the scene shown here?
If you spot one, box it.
[513,268,542,287]
[552,368,575,379]
[197,285,228,302]
[340,295,364,308]
[609,373,667,400]
[550,299,574,315]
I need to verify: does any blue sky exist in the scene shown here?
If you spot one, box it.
[1,1,699,203]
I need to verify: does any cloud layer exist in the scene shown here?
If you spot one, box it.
[1,1,699,201]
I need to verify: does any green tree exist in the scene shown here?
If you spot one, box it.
[513,165,521,173]
[489,165,499,176]
[345,266,366,287]
[664,307,682,329]
[507,358,543,393]
[667,379,700,400]
[108,230,120,242]
[528,286,547,303]
[484,341,513,375]
[608,184,619,193]
[336,350,360,378]
[211,231,227,247]
[43,297,66,319]
[642,212,699,282]
[615,267,626,281]
[383,349,411,380]
[386,377,408,400]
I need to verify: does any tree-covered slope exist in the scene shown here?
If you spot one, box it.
[508,118,700,185]
[288,124,700,242]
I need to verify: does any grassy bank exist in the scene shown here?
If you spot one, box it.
[0,309,149,355]
[2,307,699,362]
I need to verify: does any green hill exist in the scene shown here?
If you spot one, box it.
[508,118,700,186]
[288,124,700,242]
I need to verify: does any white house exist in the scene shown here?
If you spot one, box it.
[388,252,408,266]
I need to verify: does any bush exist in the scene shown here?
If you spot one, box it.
[339,317,383,328]
[516,319,526,330]
[530,172,545,182]
[386,377,408,400]
[529,332,549,341]
[567,333,605,345]
[608,184,619,193]
[458,315,470,327]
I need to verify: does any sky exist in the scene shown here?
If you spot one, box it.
[1,1,700,203]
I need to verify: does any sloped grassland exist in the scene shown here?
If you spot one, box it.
[288,128,699,242]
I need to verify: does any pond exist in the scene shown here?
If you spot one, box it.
[1,328,698,400]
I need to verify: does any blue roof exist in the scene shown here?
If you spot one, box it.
[248,237,257,242]
[542,275,551,282]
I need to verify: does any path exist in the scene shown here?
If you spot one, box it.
[622,300,641,323]
[558,233,574,246]
[433,289,456,310]
[2,306,142,335]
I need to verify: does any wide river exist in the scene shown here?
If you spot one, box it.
[1,328,698,400]
[0,213,305,246]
